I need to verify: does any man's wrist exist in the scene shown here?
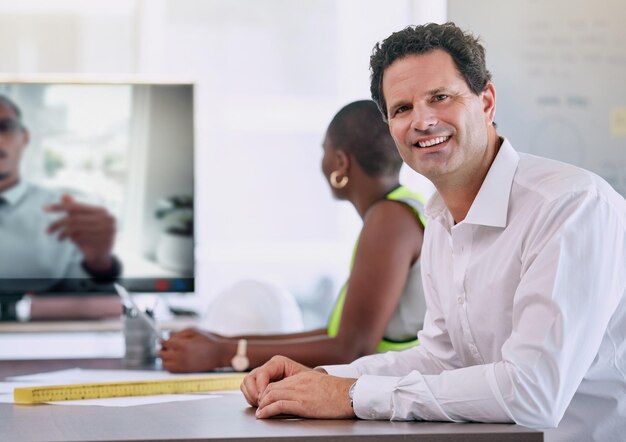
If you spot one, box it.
[84,256,113,272]
[348,380,357,408]
[82,255,122,282]
[320,363,359,378]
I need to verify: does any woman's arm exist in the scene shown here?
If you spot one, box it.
[168,327,329,342]
[160,200,424,373]
[330,199,424,358]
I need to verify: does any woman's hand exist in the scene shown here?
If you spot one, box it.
[159,328,226,373]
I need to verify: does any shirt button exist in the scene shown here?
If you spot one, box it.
[368,410,377,419]
[457,296,464,304]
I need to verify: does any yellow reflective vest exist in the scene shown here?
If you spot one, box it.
[326,185,426,352]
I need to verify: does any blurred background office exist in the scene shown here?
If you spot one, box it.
[0,0,442,329]
[1,0,623,333]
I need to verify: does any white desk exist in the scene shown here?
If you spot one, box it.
[0,358,543,442]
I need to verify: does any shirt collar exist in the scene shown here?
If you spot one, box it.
[0,180,30,206]
[424,188,449,225]
[425,138,520,229]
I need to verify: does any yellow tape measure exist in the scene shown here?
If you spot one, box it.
[14,373,246,404]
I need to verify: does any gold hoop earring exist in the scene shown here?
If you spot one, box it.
[330,170,348,189]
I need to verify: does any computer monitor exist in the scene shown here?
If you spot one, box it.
[0,79,195,312]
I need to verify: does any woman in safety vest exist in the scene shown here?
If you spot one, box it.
[160,100,426,373]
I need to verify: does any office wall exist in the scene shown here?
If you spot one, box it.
[134,0,445,325]
[448,0,626,198]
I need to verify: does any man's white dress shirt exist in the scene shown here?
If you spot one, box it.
[324,139,626,442]
[0,181,88,291]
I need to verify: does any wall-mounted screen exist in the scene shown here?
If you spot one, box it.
[0,80,195,298]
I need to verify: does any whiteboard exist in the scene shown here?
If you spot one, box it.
[448,0,626,197]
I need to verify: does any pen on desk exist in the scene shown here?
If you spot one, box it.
[114,283,165,340]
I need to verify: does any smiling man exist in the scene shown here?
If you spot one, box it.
[240,23,626,442]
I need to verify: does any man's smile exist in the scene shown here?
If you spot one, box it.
[411,135,451,151]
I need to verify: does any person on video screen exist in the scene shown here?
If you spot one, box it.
[0,94,120,288]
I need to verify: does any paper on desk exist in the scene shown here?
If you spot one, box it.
[5,368,241,407]
[6,368,204,383]
[0,381,36,394]
[0,381,35,404]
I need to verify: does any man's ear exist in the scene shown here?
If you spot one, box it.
[20,127,30,148]
[482,82,496,125]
